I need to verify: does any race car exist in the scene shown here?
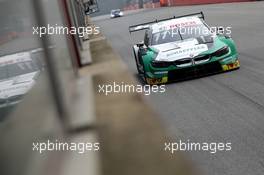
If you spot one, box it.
[110,9,123,18]
[129,12,240,85]
[0,51,40,108]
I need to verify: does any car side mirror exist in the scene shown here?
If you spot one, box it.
[216,27,225,35]
[137,41,144,47]
[216,27,232,39]
[223,34,232,39]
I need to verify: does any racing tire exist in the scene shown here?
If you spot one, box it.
[133,46,150,84]
[133,46,144,74]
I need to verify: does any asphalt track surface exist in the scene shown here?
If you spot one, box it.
[93,2,264,175]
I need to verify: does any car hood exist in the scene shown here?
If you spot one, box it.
[151,37,214,62]
[0,71,39,99]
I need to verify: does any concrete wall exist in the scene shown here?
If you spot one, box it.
[123,0,255,10]
[163,0,254,6]
[91,0,157,16]
[91,0,126,16]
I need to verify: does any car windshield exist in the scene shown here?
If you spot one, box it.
[0,60,39,80]
[151,24,212,45]
[111,9,120,14]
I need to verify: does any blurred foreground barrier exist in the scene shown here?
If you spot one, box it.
[84,36,199,175]
[165,0,254,6]
[124,0,255,10]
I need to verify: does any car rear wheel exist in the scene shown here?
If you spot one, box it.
[133,47,144,74]
[133,46,149,84]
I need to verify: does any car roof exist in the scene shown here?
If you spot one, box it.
[111,9,121,12]
[151,16,204,33]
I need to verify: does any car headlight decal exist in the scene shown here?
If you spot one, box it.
[211,46,229,57]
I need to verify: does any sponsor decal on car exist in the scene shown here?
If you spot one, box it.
[152,17,203,33]
[222,60,240,71]
[155,43,208,61]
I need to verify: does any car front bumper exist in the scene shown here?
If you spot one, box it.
[145,59,240,85]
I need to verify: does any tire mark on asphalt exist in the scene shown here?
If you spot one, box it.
[259,160,264,170]
[209,77,264,113]
[239,66,264,86]
[239,52,264,63]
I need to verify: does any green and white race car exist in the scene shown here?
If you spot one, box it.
[129,12,240,85]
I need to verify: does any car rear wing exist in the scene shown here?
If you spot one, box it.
[129,11,204,33]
